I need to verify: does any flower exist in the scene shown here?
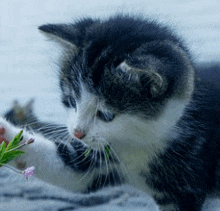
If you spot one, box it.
[27,138,34,145]
[23,166,35,178]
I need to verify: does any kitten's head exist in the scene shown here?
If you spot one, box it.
[39,15,195,148]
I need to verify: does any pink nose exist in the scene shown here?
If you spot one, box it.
[73,129,86,140]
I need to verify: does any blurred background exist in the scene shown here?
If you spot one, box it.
[0,0,220,210]
[1,0,220,123]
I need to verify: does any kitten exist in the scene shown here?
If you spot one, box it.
[1,14,220,211]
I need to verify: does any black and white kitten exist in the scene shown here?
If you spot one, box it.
[1,15,220,211]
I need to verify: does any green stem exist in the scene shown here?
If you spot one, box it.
[2,164,24,174]
[5,142,27,153]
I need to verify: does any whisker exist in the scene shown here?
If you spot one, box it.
[95,142,104,189]
[79,148,97,183]
[100,142,110,188]
[67,144,92,166]
[103,140,129,183]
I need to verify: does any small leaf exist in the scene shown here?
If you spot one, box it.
[0,141,6,154]
[84,147,92,157]
[104,146,110,158]
[6,130,23,151]
[0,141,7,161]
[15,130,23,140]
[0,151,24,166]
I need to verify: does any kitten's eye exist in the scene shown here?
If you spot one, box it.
[96,110,115,122]
[62,96,76,109]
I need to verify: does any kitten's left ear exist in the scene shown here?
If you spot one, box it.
[39,24,79,52]
[39,19,96,51]
[118,62,168,98]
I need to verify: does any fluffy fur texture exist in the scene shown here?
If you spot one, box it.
[1,15,220,211]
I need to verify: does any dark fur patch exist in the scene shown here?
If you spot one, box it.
[86,171,124,193]
[140,81,220,210]
[55,140,118,173]
[39,14,194,119]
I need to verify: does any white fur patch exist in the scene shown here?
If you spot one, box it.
[118,61,132,72]
[67,84,98,139]
[67,85,189,192]
[0,117,93,192]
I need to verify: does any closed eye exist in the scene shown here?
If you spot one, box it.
[62,96,77,109]
[96,110,115,122]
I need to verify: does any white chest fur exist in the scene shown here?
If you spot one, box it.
[95,98,188,192]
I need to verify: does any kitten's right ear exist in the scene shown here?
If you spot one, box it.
[38,24,79,52]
